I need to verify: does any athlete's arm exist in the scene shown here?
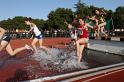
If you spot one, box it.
[0,27,6,40]
[101,10,106,15]
[89,16,96,20]
[86,23,93,29]
[28,27,33,34]
[28,24,34,34]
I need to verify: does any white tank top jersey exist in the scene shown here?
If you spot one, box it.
[31,25,41,36]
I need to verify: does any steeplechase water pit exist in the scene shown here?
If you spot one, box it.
[0,46,124,82]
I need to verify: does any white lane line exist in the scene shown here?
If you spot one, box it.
[60,66,124,82]
[84,68,124,82]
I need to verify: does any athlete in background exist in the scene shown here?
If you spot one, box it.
[25,17,49,54]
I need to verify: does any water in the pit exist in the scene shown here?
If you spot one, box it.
[31,48,88,71]
[24,47,124,79]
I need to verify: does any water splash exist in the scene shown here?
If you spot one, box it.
[31,48,89,71]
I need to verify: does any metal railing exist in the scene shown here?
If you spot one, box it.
[5,31,70,39]
[5,30,124,39]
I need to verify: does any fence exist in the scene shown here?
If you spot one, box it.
[5,31,70,39]
[5,30,124,39]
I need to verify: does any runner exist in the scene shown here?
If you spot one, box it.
[24,17,49,53]
[90,9,108,38]
[64,18,92,46]
[84,16,99,38]
[76,18,89,64]
[0,27,32,56]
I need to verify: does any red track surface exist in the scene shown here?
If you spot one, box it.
[74,68,124,82]
[10,38,71,49]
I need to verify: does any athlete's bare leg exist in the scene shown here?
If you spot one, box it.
[31,38,38,53]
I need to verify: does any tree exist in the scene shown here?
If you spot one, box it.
[113,6,124,29]
[47,8,74,30]
[0,16,46,31]
[12,16,27,30]
[74,0,94,18]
